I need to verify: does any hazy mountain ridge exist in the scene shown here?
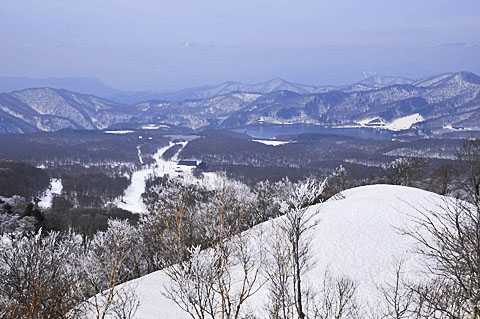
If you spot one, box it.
[114,76,415,102]
[109,78,334,103]
[0,71,479,135]
[0,88,137,133]
[0,76,124,98]
[0,75,417,104]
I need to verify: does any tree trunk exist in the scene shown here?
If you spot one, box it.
[294,233,305,319]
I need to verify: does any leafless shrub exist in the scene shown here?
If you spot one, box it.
[314,272,360,319]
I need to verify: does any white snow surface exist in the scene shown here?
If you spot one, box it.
[104,184,446,318]
[252,139,291,146]
[38,178,63,209]
[355,113,424,131]
[385,113,424,131]
[356,117,381,126]
[104,130,134,134]
[115,141,221,214]
[115,144,172,214]
[141,124,170,130]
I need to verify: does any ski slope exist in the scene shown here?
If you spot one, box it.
[115,144,173,214]
[38,178,63,209]
[385,113,424,131]
[101,184,446,318]
[355,113,424,131]
[115,141,221,214]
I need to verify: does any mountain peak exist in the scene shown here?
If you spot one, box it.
[455,71,480,84]
[413,71,480,87]
[266,77,287,83]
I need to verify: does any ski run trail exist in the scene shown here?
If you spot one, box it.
[115,141,220,214]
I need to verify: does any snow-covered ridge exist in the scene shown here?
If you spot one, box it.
[1,71,479,134]
[107,184,445,318]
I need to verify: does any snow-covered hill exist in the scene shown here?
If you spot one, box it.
[105,185,445,318]
[0,88,136,133]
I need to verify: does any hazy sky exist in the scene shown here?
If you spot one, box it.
[1,0,479,91]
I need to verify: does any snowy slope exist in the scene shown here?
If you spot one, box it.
[115,141,221,214]
[385,113,424,131]
[94,185,447,318]
[115,143,187,214]
[38,178,63,209]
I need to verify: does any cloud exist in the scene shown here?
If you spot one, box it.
[225,44,243,49]
[179,42,242,49]
[435,42,467,47]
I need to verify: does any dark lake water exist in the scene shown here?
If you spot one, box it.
[232,124,394,140]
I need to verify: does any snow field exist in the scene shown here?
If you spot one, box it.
[104,130,134,134]
[355,113,424,131]
[252,139,292,146]
[385,113,424,131]
[103,184,447,318]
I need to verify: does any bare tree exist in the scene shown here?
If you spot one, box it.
[162,222,265,319]
[265,226,295,319]
[379,261,415,319]
[279,177,326,319]
[410,278,467,318]
[109,284,140,319]
[402,137,480,319]
[430,163,455,195]
[382,158,428,187]
[324,165,351,200]
[405,195,480,318]
[81,220,141,319]
[0,231,83,319]
[154,178,265,319]
[455,136,480,205]
[315,272,360,319]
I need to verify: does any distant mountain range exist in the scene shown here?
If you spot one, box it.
[131,75,417,102]
[0,75,416,104]
[0,76,124,99]
[0,71,479,136]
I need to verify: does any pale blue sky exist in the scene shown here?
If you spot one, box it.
[1,0,479,91]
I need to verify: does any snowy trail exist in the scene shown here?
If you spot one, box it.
[136,145,144,165]
[38,178,63,209]
[114,141,216,214]
[115,143,174,214]
[116,140,222,214]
